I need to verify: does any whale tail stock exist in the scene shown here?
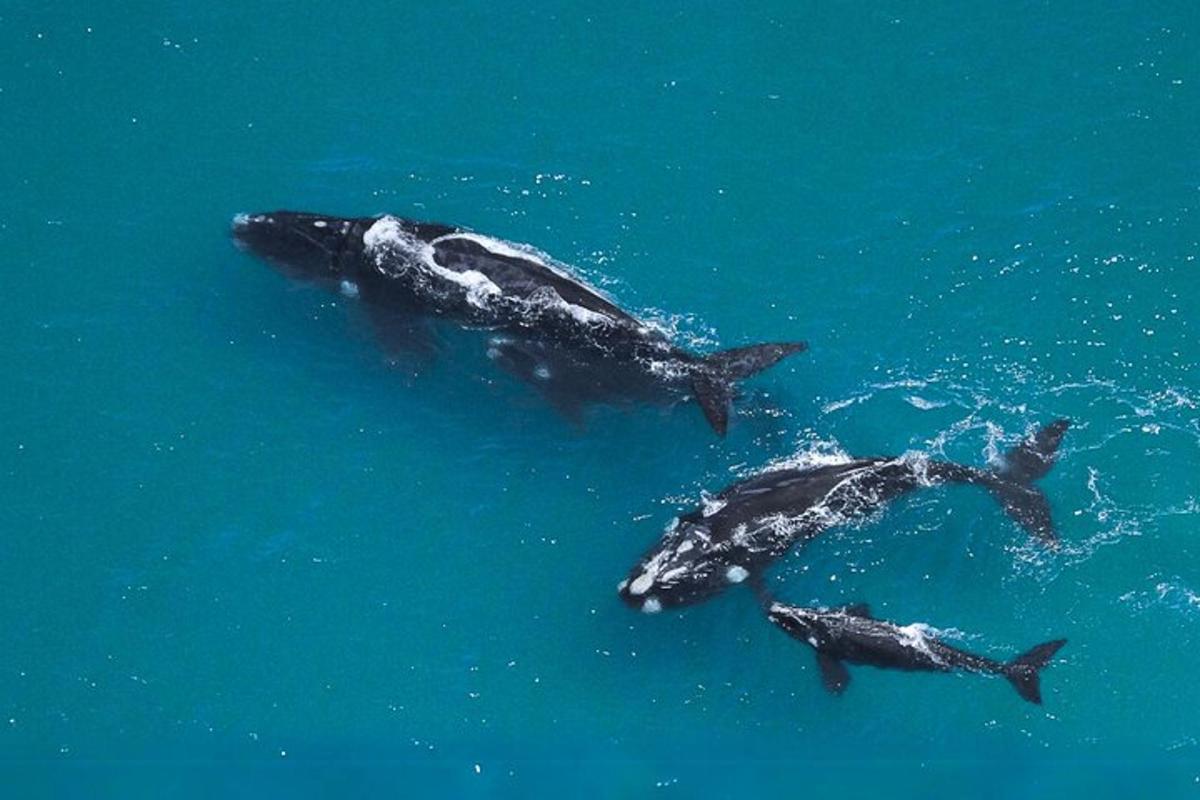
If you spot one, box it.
[691,342,808,435]
[1004,638,1067,704]
[983,419,1071,545]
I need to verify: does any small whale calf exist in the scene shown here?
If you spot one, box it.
[767,602,1067,704]
[619,419,1070,613]
[232,211,806,434]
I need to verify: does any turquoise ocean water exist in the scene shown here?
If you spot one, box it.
[2,2,1198,796]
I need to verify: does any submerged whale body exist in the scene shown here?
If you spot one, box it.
[231,210,806,434]
[767,602,1067,704]
[619,419,1070,613]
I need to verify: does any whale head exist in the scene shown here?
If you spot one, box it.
[617,515,758,613]
[765,603,821,642]
[232,211,363,287]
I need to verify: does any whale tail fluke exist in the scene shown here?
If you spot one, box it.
[692,342,808,435]
[1004,638,1067,704]
[984,419,1071,545]
[997,419,1071,484]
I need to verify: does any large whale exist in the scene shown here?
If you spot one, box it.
[766,601,1067,704]
[231,211,806,435]
[618,419,1070,613]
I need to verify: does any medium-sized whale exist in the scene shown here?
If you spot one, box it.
[231,211,806,435]
[767,602,1067,704]
[619,420,1070,613]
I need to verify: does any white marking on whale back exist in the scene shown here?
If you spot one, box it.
[363,216,419,255]
[437,232,547,261]
[313,220,328,228]
[363,217,502,308]
[551,297,615,326]
[430,231,621,324]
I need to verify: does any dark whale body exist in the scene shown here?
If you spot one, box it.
[232,211,806,434]
[619,420,1070,613]
[767,602,1067,704]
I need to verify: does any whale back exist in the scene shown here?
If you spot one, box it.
[430,234,643,327]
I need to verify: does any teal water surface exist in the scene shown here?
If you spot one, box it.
[2,2,1198,796]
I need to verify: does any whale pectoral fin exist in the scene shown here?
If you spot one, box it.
[543,390,587,429]
[487,337,589,428]
[363,308,443,371]
[816,652,851,695]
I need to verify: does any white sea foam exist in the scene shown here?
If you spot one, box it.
[700,492,726,518]
[821,395,868,415]
[647,359,689,381]
[905,395,947,410]
[760,439,853,472]
[1119,576,1200,618]
[895,622,946,666]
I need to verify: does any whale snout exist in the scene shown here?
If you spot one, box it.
[230,213,260,251]
[231,210,356,285]
[230,212,279,253]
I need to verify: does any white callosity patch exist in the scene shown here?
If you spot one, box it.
[312,220,328,228]
[725,565,749,583]
[628,571,655,596]
[626,533,680,596]
[660,566,691,583]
